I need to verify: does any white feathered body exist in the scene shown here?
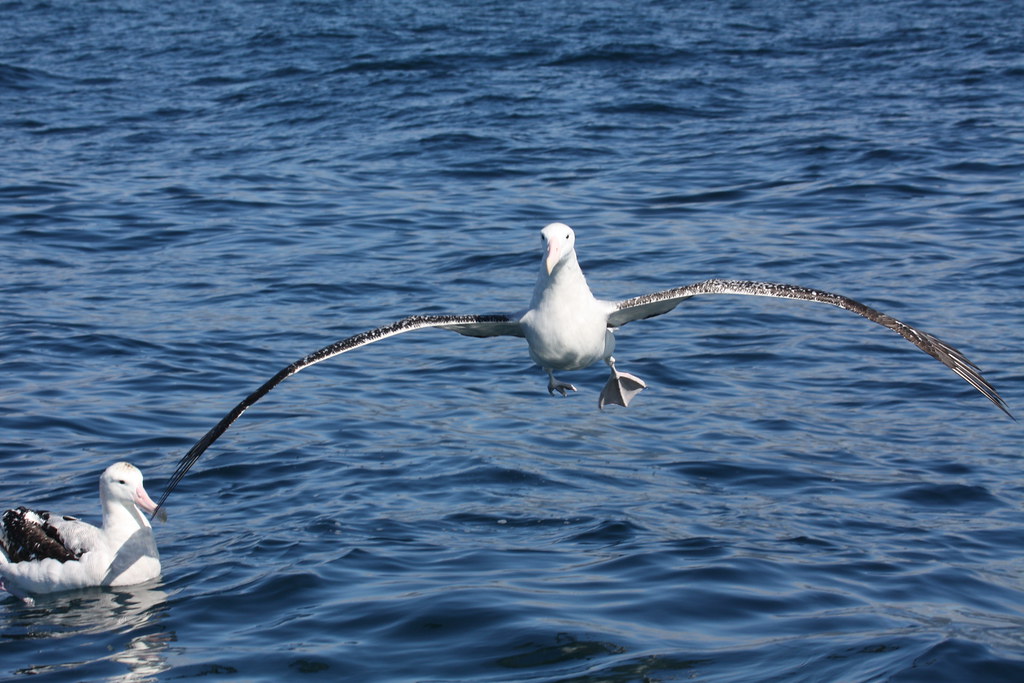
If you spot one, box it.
[520,229,617,372]
[1,514,158,595]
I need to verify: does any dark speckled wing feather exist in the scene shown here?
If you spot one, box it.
[0,507,82,564]
[609,279,1012,419]
[154,314,522,515]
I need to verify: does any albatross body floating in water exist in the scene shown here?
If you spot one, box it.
[0,462,160,599]
[153,222,1012,514]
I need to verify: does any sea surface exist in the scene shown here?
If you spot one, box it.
[1,0,1022,680]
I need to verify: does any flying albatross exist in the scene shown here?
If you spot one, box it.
[153,222,1012,515]
[1,462,160,599]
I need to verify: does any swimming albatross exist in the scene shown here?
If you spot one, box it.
[153,222,1012,514]
[1,462,160,599]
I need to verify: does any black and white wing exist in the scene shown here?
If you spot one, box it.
[608,279,1012,419]
[153,314,523,515]
[0,508,97,564]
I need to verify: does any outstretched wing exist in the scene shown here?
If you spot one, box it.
[608,279,1012,419]
[153,314,523,516]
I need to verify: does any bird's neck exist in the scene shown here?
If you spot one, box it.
[530,250,594,309]
[101,498,151,540]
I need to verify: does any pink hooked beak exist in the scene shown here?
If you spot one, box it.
[134,485,159,515]
[545,239,561,275]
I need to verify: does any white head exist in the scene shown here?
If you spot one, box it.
[541,223,576,275]
[99,462,159,517]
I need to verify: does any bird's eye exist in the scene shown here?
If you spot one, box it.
[118,479,127,485]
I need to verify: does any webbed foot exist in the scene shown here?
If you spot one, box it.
[546,371,577,397]
[598,357,647,409]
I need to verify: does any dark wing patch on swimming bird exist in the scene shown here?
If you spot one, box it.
[610,279,1013,419]
[0,507,82,564]
[153,313,522,516]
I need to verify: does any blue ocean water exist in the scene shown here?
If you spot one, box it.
[2,0,1023,680]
